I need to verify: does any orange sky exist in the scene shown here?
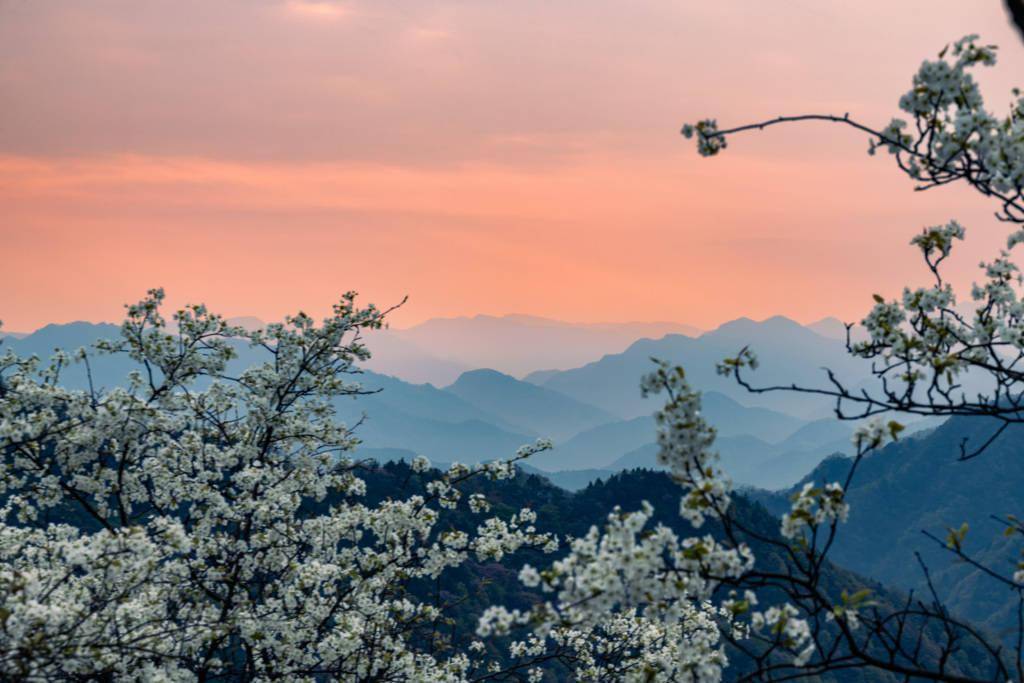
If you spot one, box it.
[2,1,1023,333]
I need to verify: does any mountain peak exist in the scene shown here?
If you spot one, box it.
[19,321,122,347]
[707,315,806,338]
[763,314,802,326]
[34,320,117,332]
[449,368,517,387]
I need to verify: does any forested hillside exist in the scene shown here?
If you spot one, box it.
[753,417,1024,636]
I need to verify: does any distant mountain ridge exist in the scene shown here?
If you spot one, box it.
[206,313,703,387]
[528,315,870,420]
[533,392,847,482]
[9,314,866,398]
[603,417,854,489]
[445,369,614,441]
[3,315,877,490]
[383,313,702,381]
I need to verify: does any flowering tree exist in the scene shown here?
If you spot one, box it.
[0,291,573,680]
[673,33,1024,680]
[684,36,1024,460]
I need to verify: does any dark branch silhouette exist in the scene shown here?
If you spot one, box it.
[1008,0,1024,45]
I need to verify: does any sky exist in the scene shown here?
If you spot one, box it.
[3,0,1024,333]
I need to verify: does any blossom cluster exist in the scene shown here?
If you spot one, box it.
[677,32,1024,679]
[780,482,850,541]
[683,36,1024,420]
[480,359,840,675]
[681,119,726,156]
[750,604,815,667]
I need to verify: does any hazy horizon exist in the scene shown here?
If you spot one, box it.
[3,309,851,337]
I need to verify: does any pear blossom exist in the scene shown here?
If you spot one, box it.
[0,291,563,680]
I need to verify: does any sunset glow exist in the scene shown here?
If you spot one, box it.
[2,1,1022,331]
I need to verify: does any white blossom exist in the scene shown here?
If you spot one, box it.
[0,291,558,680]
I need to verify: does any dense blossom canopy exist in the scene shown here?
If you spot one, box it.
[0,291,563,680]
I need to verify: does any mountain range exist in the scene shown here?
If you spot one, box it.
[526,315,869,420]
[380,314,702,382]
[2,314,883,491]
